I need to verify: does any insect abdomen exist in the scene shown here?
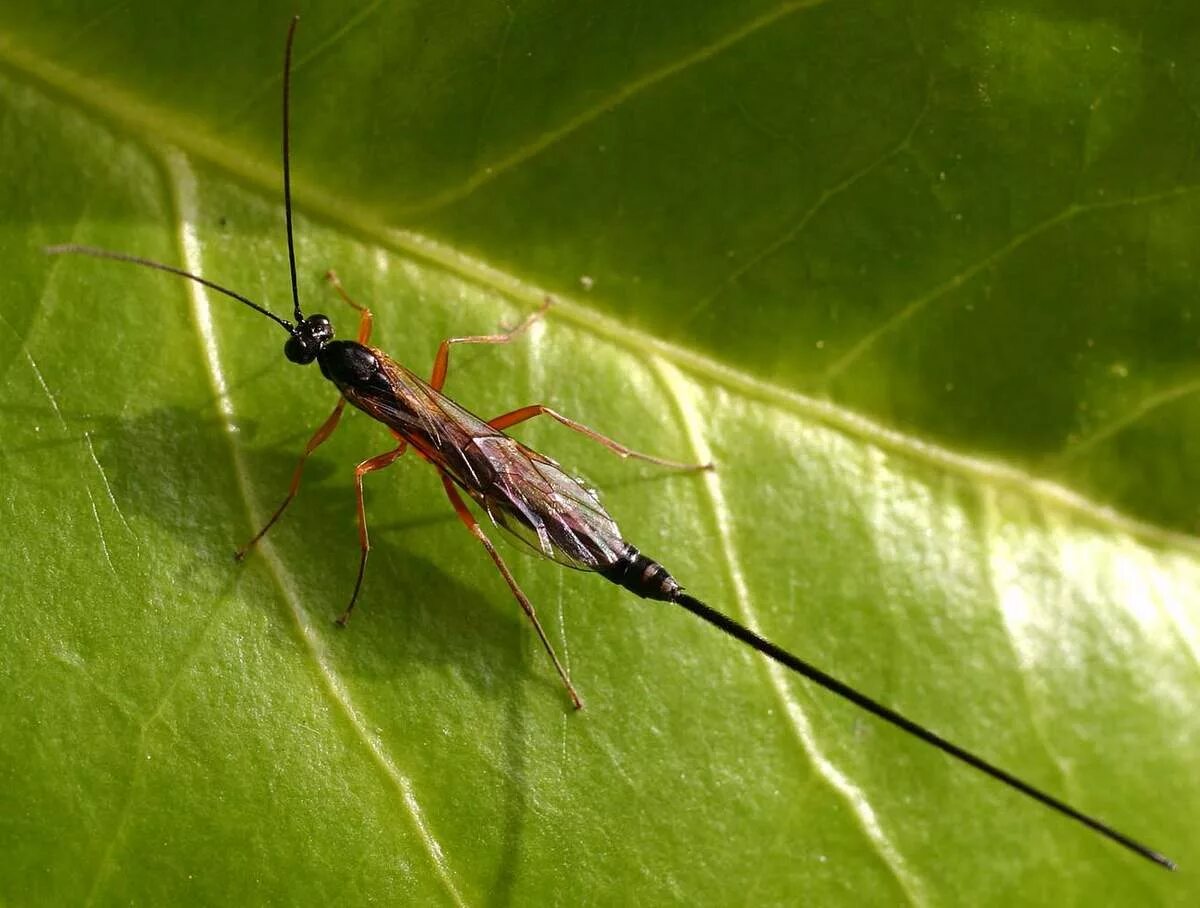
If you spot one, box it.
[600,544,681,602]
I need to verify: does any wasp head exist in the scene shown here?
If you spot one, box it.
[284,314,333,365]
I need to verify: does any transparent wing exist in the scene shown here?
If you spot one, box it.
[348,354,627,572]
[468,435,626,571]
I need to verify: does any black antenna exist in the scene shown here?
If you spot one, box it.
[670,591,1177,870]
[281,14,303,325]
[44,244,294,333]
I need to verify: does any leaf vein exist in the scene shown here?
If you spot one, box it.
[84,580,242,907]
[84,486,119,577]
[1049,377,1200,467]
[685,75,931,324]
[823,184,1200,382]
[977,488,1073,797]
[397,0,832,217]
[164,150,469,908]
[652,357,928,906]
[83,429,136,538]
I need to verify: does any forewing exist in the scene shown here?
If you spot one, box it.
[471,436,626,571]
[343,354,626,572]
[344,356,476,448]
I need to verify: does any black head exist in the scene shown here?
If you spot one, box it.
[284,313,333,365]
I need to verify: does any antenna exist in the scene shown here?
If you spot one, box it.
[44,244,294,333]
[281,14,303,325]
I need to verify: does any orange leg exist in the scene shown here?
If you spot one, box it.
[324,269,373,343]
[336,441,409,627]
[440,475,583,710]
[489,405,713,471]
[235,398,348,560]
[429,297,551,391]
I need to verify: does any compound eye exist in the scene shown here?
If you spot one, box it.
[284,334,317,364]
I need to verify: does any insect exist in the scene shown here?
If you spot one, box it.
[47,16,1174,871]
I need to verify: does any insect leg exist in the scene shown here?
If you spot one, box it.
[336,441,408,627]
[235,398,348,561]
[429,297,551,391]
[440,475,584,710]
[324,269,374,343]
[488,406,713,471]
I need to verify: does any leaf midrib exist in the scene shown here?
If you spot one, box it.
[0,32,1196,556]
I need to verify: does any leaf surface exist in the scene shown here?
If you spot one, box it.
[0,2,1197,905]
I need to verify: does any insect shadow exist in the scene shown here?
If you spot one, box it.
[19,399,557,685]
[8,395,539,896]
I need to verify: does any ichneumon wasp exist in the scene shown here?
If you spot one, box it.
[46,16,1175,872]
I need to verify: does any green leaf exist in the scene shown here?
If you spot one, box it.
[1,2,1197,904]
